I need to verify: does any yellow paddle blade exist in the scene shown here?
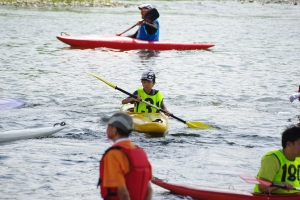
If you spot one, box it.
[186,121,210,129]
[85,71,116,89]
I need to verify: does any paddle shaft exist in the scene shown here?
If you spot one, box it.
[85,71,210,129]
[271,183,300,191]
[118,24,137,36]
[115,86,188,124]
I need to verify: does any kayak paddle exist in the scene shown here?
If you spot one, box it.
[117,8,160,36]
[85,71,210,129]
[239,174,300,191]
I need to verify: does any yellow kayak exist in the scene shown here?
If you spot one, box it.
[120,104,168,134]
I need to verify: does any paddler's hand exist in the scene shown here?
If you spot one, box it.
[164,110,172,117]
[136,19,144,26]
[131,96,141,102]
[135,96,142,102]
[282,183,294,191]
[116,33,121,36]
[290,92,300,103]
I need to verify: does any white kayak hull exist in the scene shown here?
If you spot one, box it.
[0,125,66,143]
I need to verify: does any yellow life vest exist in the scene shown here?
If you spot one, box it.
[254,149,300,194]
[134,88,163,113]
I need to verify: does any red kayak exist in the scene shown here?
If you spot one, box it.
[56,34,215,51]
[151,179,300,200]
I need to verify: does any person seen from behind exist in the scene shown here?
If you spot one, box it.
[254,125,300,194]
[98,112,153,200]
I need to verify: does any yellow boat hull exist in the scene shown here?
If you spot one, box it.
[120,104,168,134]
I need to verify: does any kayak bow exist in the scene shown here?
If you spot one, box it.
[120,103,168,134]
[151,178,300,200]
[0,122,66,143]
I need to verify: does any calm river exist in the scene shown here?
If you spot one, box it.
[0,1,299,199]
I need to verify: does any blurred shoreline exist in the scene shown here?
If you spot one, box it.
[0,0,297,7]
[0,0,130,7]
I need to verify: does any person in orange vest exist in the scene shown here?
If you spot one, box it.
[98,112,152,200]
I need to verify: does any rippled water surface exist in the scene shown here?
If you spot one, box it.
[1,1,300,199]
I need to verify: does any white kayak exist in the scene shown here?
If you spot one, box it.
[0,122,66,143]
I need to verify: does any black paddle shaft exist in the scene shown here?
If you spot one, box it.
[116,86,165,113]
[115,86,188,124]
[117,8,160,36]
[272,183,300,191]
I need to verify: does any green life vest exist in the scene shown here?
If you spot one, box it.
[254,149,300,194]
[133,88,163,113]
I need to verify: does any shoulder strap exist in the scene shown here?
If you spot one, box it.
[100,146,122,163]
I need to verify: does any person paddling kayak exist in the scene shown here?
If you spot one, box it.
[254,125,300,194]
[121,70,171,116]
[118,4,160,41]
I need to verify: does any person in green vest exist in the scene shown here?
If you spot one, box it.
[121,70,170,116]
[254,125,300,194]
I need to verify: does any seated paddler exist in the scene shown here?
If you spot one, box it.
[254,125,300,194]
[127,4,160,41]
[121,70,170,116]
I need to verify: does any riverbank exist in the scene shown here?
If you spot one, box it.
[0,0,129,7]
[0,0,297,7]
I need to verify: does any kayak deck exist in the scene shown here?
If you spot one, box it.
[151,179,300,200]
[0,122,66,143]
[120,104,168,134]
[56,34,215,51]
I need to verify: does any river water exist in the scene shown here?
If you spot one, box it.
[0,1,299,199]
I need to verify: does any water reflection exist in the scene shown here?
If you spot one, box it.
[136,50,161,58]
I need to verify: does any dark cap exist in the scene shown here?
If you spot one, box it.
[141,71,156,81]
[101,112,133,133]
[138,3,153,10]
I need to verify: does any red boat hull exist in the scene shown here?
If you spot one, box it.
[151,179,300,200]
[56,34,214,51]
